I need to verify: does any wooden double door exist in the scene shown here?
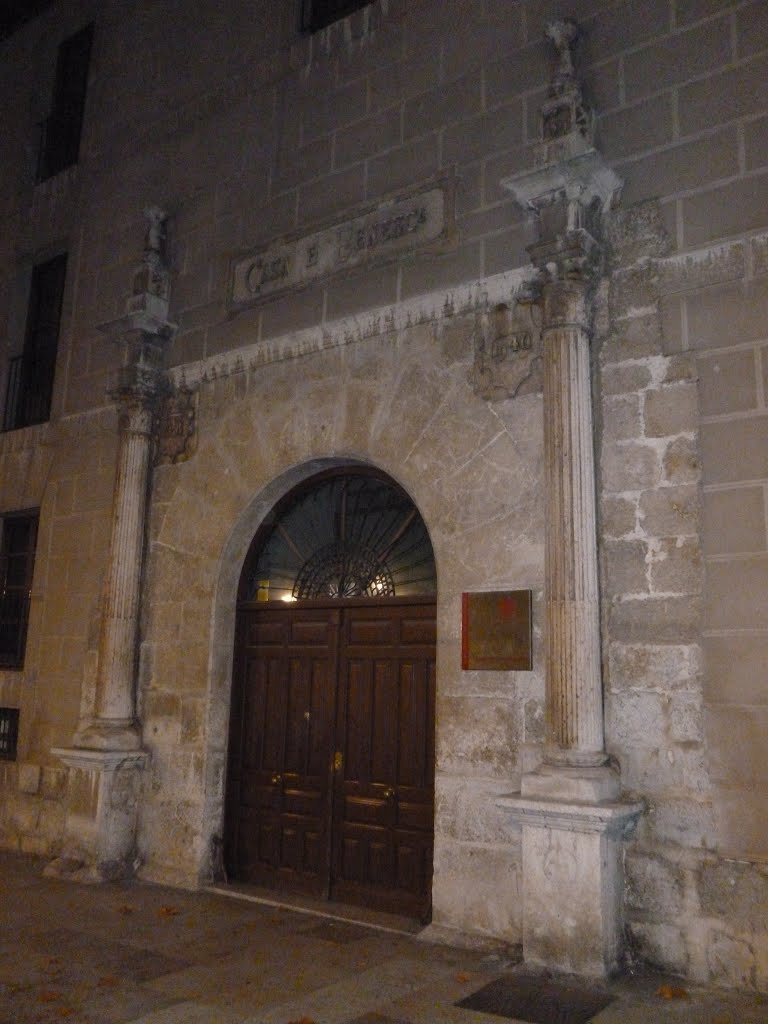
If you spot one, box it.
[225,598,436,919]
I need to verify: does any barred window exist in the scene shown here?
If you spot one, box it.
[3,253,67,432]
[300,0,373,32]
[0,709,20,761]
[0,512,39,669]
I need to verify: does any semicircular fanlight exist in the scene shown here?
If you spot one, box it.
[239,471,436,603]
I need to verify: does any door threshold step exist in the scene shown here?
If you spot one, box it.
[205,881,423,937]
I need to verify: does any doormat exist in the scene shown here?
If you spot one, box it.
[456,973,614,1023]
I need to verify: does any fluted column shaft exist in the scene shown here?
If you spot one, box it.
[95,399,154,723]
[75,385,156,751]
[541,276,606,767]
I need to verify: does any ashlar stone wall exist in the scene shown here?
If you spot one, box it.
[136,294,546,942]
[599,203,768,988]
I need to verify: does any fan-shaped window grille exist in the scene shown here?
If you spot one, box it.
[239,471,436,603]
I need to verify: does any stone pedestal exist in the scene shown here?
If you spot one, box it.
[498,793,642,976]
[46,748,149,881]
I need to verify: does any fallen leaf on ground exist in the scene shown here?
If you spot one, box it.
[97,975,120,988]
[158,905,180,917]
[116,904,134,915]
[656,983,689,999]
[57,1008,75,1018]
[38,990,62,1003]
[456,971,472,983]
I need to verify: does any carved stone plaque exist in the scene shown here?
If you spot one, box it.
[231,185,447,305]
[472,300,543,400]
[156,386,197,465]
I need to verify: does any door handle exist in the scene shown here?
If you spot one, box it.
[383,787,395,800]
[271,773,282,785]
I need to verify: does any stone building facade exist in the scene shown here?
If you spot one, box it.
[1,0,767,990]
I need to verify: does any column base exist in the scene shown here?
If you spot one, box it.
[48,746,149,882]
[498,778,643,977]
[521,762,621,802]
[72,718,142,751]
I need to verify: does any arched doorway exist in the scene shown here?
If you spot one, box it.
[224,467,437,919]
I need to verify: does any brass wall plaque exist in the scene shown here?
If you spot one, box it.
[461,590,532,671]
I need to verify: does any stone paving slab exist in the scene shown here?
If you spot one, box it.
[2,852,767,1024]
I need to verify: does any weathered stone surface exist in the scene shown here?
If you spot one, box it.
[640,485,700,537]
[650,537,702,595]
[625,852,686,916]
[600,495,638,537]
[627,921,689,974]
[644,384,699,438]
[602,442,661,492]
[603,538,649,594]
[699,861,768,933]
[663,436,700,484]
[608,641,702,692]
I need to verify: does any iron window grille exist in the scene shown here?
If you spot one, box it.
[0,512,39,669]
[0,709,20,761]
[36,23,93,182]
[3,253,67,432]
[300,0,373,32]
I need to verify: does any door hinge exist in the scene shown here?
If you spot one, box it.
[333,750,343,773]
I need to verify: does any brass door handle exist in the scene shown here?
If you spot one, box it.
[271,773,282,785]
[383,787,395,799]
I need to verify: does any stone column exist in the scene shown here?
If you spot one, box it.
[496,21,642,976]
[73,381,156,750]
[50,209,174,881]
[541,273,605,770]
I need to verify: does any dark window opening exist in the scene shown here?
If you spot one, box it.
[0,709,20,761]
[0,512,39,669]
[300,0,373,32]
[37,23,93,182]
[3,253,67,432]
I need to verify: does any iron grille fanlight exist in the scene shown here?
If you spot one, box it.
[240,471,436,603]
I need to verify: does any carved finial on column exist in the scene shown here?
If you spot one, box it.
[132,206,170,304]
[546,19,578,94]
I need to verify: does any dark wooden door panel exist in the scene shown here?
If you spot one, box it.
[226,607,338,893]
[332,603,436,918]
[227,599,435,918]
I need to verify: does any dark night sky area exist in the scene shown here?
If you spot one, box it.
[0,0,56,39]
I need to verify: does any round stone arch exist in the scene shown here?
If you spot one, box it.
[198,454,440,884]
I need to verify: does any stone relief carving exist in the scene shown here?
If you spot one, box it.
[155,384,197,465]
[471,298,543,400]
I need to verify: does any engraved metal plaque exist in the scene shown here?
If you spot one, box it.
[461,590,532,671]
[231,185,447,306]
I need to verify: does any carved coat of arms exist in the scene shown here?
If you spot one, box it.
[156,386,197,465]
[471,300,543,400]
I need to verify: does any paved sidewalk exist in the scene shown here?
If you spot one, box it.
[1,851,766,1024]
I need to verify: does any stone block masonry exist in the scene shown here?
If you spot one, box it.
[1,0,768,995]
